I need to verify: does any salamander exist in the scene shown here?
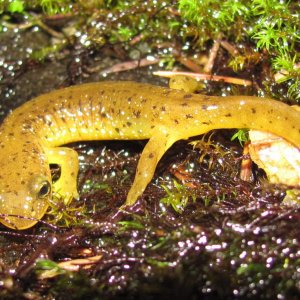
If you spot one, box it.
[0,81,300,229]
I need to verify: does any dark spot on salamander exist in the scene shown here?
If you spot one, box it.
[8,133,14,137]
[115,128,120,133]
[224,113,232,117]
[202,121,212,125]
[174,119,179,124]
[101,113,107,118]
[152,105,157,109]
[78,99,83,113]
[186,114,193,119]
[127,97,132,103]
[269,120,272,124]
[99,90,105,95]
[126,122,132,127]
[111,108,115,114]
[201,105,208,110]
[21,180,25,185]
[161,106,166,112]
[148,153,154,159]
[141,98,147,103]
[183,94,192,99]
[162,90,171,96]
[181,102,188,107]
[32,148,39,154]
[150,125,155,129]
[68,94,73,99]
[251,108,256,114]
[133,110,141,118]
[23,124,33,131]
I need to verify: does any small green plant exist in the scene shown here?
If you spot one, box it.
[46,193,86,227]
[81,179,112,194]
[0,0,74,15]
[39,0,72,14]
[7,0,24,13]
[35,259,67,279]
[118,220,145,230]
[160,180,196,213]
[190,134,234,171]
[231,129,249,145]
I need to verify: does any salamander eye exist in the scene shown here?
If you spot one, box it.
[38,181,51,198]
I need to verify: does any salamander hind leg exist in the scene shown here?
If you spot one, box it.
[125,129,178,206]
[45,147,79,204]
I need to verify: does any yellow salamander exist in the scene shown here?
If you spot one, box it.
[0,81,300,229]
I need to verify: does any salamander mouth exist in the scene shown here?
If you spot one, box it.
[0,215,39,230]
[0,199,49,230]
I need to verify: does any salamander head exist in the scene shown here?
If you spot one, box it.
[0,138,51,230]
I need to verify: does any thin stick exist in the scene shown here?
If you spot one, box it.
[154,71,252,86]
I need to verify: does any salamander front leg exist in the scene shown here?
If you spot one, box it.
[45,147,79,204]
[125,130,177,206]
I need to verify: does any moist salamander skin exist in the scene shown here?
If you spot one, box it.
[0,81,299,229]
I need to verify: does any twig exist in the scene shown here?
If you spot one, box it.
[154,70,252,86]
[38,255,103,279]
[204,33,222,73]
[35,18,64,39]
[220,40,239,56]
[87,57,160,75]
[177,55,203,73]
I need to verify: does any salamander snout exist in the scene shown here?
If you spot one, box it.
[0,176,51,230]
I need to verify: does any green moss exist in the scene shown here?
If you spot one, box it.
[1,0,73,15]
[179,0,300,100]
[160,180,197,213]
[7,0,24,13]
[231,129,249,145]
[118,220,145,230]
